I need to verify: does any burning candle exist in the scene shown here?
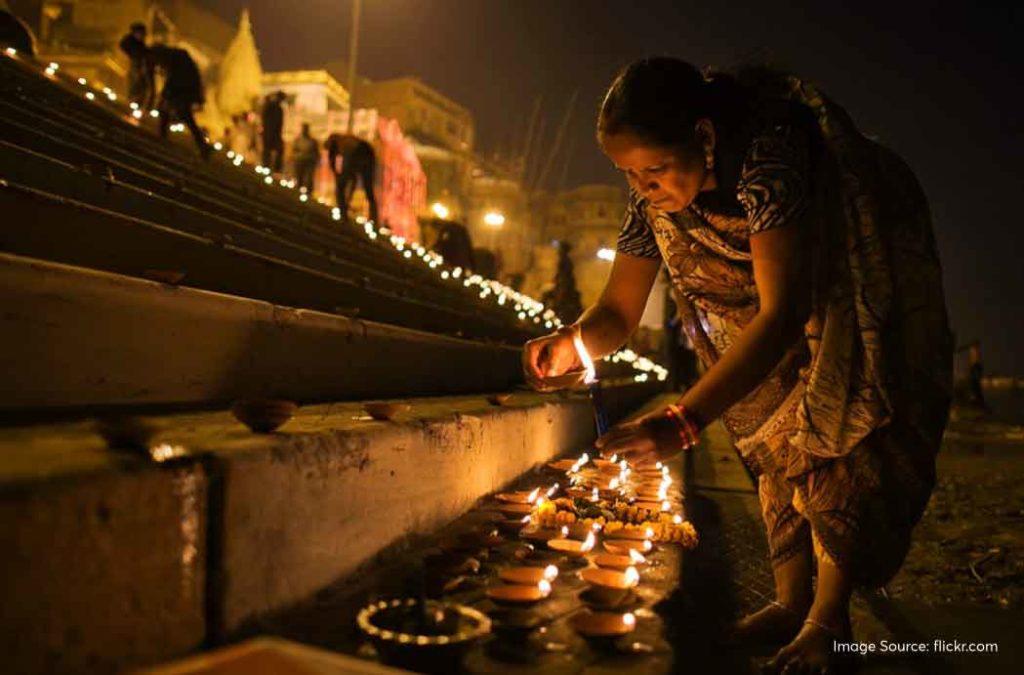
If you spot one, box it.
[572,330,608,435]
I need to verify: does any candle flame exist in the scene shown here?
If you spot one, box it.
[591,487,599,501]
[527,487,540,503]
[641,539,652,552]
[624,566,640,586]
[561,525,569,537]
[619,459,628,470]
[592,521,603,531]
[629,548,646,563]
[609,477,620,490]
[672,514,683,525]
[623,612,636,627]
[535,497,546,508]
[538,579,552,595]
[520,515,532,523]
[661,500,671,512]
[609,453,618,463]
[572,331,597,384]
[645,527,654,539]
[547,483,559,497]
[582,531,596,552]
[544,564,559,581]
[655,461,663,470]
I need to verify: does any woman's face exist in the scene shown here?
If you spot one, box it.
[600,129,710,213]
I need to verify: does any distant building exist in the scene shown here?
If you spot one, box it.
[545,184,626,307]
[355,76,475,221]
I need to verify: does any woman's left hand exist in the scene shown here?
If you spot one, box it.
[594,413,692,464]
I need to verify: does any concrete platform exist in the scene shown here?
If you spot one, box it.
[0,384,660,673]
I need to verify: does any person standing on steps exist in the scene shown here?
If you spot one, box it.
[292,122,320,193]
[325,132,379,225]
[148,44,209,159]
[119,21,153,110]
[261,90,286,172]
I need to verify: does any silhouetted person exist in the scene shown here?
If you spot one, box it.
[118,22,153,109]
[325,133,378,224]
[148,45,208,158]
[0,2,35,56]
[292,122,319,192]
[261,90,286,172]
[968,342,989,411]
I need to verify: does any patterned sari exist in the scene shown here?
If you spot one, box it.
[617,77,953,586]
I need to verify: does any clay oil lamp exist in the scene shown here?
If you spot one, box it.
[230,399,297,433]
[486,393,513,406]
[363,401,411,421]
[499,564,558,585]
[571,610,637,644]
[547,458,578,473]
[486,579,553,605]
[580,566,640,606]
[593,548,646,571]
[495,502,533,517]
[520,525,564,544]
[357,598,490,672]
[547,531,596,559]
[497,515,531,535]
[603,539,653,556]
[496,487,541,504]
[608,526,654,542]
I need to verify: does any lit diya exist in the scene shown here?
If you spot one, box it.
[499,564,558,585]
[580,566,640,605]
[486,580,552,605]
[495,502,533,517]
[571,610,637,639]
[603,539,653,556]
[593,549,646,570]
[547,531,596,558]
[495,487,541,504]
[547,458,578,472]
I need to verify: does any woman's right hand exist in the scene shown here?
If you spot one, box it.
[522,327,583,392]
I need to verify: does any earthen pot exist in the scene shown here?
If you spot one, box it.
[495,502,533,517]
[231,399,297,433]
[603,539,653,556]
[593,552,642,570]
[547,538,593,559]
[486,393,513,406]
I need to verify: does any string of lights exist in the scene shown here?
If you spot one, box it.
[4,46,669,384]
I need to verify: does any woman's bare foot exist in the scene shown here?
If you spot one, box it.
[729,600,807,646]
[765,615,852,674]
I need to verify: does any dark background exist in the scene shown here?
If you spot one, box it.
[199,0,1023,377]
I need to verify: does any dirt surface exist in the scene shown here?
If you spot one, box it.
[887,405,1024,609]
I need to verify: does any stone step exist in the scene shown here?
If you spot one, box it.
[0,252,532,411]
[0,385,660,673]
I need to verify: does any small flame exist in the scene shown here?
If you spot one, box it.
[527,487,540,503]
[609,453,618,463]
[520,515,532,524]
[629,549,646,563]
[624,566,640,586]
[619,459,628,470]
[645,527,654,539]
[661,500,671,512]
[580,452,590,465]
[609,477,620,490]
[538,579,552,595]
[544,565,559,581]
[535,497,546,508]
[673,514,683,524]
[572,330,597,384]
[591,487,599,501]
[623,612,636,627]
[592,521,603,531]
[655,461,663,470]
[561,525,569,537]
[547,483,559,497]
[641,539,652,552]
[582,531,596,552]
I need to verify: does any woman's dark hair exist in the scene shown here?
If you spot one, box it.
[597,57,759,154]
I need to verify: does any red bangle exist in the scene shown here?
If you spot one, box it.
[665,404,701,448]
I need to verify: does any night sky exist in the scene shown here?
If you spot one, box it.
[199,0,1022,376]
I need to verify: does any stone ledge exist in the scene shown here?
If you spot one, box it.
[0,384,660,672]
